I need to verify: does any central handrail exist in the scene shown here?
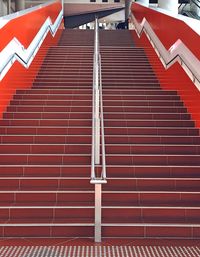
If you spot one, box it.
[99,55,106,180]
[90,17,107,243]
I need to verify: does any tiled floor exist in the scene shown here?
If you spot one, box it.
[0,238,200,257]
[0,244,200,257]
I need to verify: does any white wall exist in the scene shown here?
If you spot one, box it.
[158,0,179,15]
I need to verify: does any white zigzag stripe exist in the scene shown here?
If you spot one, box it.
[0,9,63,81]
[131,13,200,91]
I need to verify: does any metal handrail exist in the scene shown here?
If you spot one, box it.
[90,17,107,243]
[99,55,106,180]
[90,17,107,183]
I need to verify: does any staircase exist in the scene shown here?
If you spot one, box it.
[0,29,95,237]
[0,28,199,239]
[99,30,200,238]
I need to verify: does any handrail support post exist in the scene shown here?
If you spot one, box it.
[94,183,102,242]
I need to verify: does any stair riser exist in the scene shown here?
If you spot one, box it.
[0,135,91,144]
[104,179,200,191]
[0,192,94,205]
[106,166,200,178]
[0,226,94,238]
[10,101,92,107]
[7,103,92,109]
[103,90,178,95]
[0,166,199,179]
[16,89,92,95]
[102,193,200,206]
[104,101,184,107]
[106,155,200,166]
[0,178,94,191]
[0,145,91,154]
[0,208,94,221]
[105,136,200,145]
[0,120,194,128]
[102,226,200,238]
[105,128,199,136]
[0,120,92,127]
[0,179,198,191]
[0,155,91,165]
[4,112,91,119]
[103,96,180,101]
[102,208,200,223]
[0,166,90,177]
[104,107,187,113]
[33,82,92,87]
[0,144,199,155]
[104,120,194,128]
[104,113,189,120]
[34,79,93,83]
[106,145,200,154]
[0,127,91,135]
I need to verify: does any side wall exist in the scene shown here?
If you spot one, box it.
[131,3,200,127]
[0,1,63,118]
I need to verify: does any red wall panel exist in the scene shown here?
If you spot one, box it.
[132,3,200,58]
[0,2,61,51]
[0,1,63,119]
[131,3,200,128]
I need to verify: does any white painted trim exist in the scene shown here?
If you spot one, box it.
[131,14,200,91]
[0,9,63,81]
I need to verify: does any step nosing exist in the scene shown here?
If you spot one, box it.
[0,177,199,181]
[0,223,94,226]
[0,190,94,193]
[102,206,200,209]
[102,223,200,227]
[102,191,200,193]
[0,206,94,209]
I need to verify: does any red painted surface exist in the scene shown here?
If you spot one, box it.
[131,3,200,128]
[0,2,61,51]
[0,1,63,119]
[131,3,200,57]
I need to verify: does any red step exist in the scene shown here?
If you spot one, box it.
[0,144,91,154]
[0,154,91,165]
[0,191,94,206]
[4,111,92,120]
[0,135,91,144]
[0,177,92,191]
[106,166,200,178]
[0,165,90,177]
[102,207,200,223]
